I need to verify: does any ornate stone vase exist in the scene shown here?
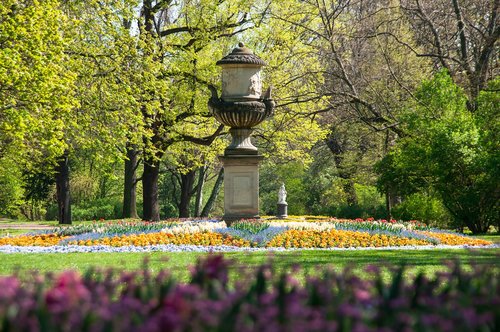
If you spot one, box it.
[208,43,274,156]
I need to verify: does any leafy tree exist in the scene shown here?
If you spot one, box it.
[49,0,143,224]
[0,158,24,217]
[0,0,81,222]
[377,71,499,233]
[0,0,77,166]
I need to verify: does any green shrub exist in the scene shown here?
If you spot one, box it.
[392,193,453,228]
[317,184,386,219]
[72,204,115,221]
[45,197,125,221]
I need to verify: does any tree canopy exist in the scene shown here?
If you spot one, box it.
[0,0,498,233]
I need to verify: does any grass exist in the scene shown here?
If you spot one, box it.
[0,229,31,236]
[1,248,498,282]
[473,234,500,244]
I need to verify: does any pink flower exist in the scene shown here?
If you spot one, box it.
[45,271,90,313]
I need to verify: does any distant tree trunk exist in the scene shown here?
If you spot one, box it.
[325,133,358,206]
[142,158,160,221]
[385,189,392,220]
[99,176,108,199]
[342,177,358,206]
[194,165,206,217]
[55,151,71,224]
[123,144,139,219]
[464,217,490,234]
[382,131,401,220]
[201,168,224,218]
[178,169,196,218]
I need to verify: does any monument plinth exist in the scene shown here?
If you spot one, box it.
[219,155,264,221]
[208,43,274,223]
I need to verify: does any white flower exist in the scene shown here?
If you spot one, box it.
[161,221,227,234]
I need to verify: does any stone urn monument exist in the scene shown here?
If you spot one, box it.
[208,43,274,222]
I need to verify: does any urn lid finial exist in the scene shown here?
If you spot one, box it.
[216,42,267,66]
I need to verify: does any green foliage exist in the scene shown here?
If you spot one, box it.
[260,162,308,216]
[63,0,143,163]
[0,0,77,167]
[377,71,499,233]
[231,220,270,234]
[45,198,119,222]
[320,184,386,220]
[0,158,24,217]
[51,220,175,237]
[252,1,328,164]
[391,193,453,229]
[260,158,386,219]
[71,203,116,222]
[476,78,500,231]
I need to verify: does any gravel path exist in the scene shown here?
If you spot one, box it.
[0,225,52,230]
[0,221,52,230]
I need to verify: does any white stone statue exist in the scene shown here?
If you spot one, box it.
[278,183,287,204]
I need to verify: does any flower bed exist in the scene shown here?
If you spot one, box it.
[69,232,251,247]
[0,218,493,250]
[266,229,432,248]
[0,234,67,247]
[0,255,498,331]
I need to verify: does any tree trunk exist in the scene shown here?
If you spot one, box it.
[385,188,392,221]
[123,144,139,219]
[178,169,196,218]
[142,158,160,221]
[99,176,108,199]
[325,133,358,206]
[201,168,224,218]
[382,131,400,220]
[194,165,206,217]
[464,217,490,234]
[342,178,358,206]
[55,152,71,224]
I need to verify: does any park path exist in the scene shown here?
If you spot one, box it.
[0,219,53,230]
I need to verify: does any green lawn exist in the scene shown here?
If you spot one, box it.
[473,234,500,244]
[1,248,498,282]
[0,229,29,236]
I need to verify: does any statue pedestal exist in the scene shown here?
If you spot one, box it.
[219,154,264,224]
[277,203,288,219]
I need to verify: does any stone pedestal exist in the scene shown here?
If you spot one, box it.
[219,155,263,223]
[277,203,288,219]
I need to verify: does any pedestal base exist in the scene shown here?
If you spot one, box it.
[225,128,258,155]
[277,203,288,219]
[219,154,263,224]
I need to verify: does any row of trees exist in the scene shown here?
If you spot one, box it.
[0,0,498,233]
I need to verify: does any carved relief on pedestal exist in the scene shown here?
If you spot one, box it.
[248,72,262,97]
